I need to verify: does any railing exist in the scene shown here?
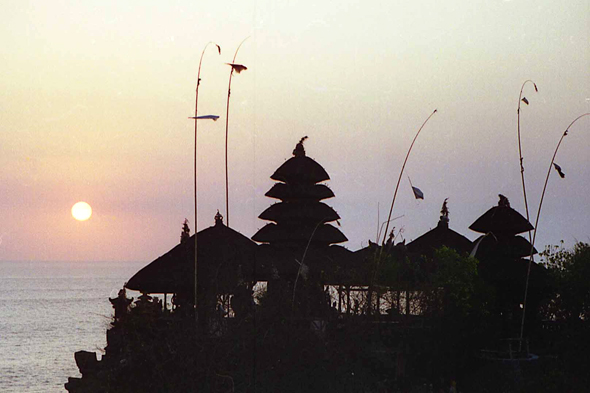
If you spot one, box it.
[479,338,534,360]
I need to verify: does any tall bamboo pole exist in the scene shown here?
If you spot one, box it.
[224,37,250,227]
[367,110,436,315]
[192,42,220,317]
[516,80,538,242]
[381,110,437,246]
[519,113,589,346]
[515,80,537,349]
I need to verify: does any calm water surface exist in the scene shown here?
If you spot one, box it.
[0,260,146,393]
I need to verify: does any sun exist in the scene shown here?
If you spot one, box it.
[71,201,92,221]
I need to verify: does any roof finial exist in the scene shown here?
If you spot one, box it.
[214,210,224,225]
[293,136,308,157]
[180,218,191,243]
[440,198,449,224]
[498,194,510,208]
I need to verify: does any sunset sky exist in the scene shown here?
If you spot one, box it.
[1,0,588,262]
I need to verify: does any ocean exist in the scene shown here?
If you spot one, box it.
[0,260,146,393]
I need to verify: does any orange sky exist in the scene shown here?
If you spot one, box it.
[1,0,588,261]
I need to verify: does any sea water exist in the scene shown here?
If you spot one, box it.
[0,260,146,393]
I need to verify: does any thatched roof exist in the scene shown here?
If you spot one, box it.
[265,183,334,201]
[252,223,347,245]
[258,202,340,224]
[270,156,330,185]
[270,137,329,184]
[472,233,538,259]
[126,217,257,294]
[313,245,360,284]
[407,220,473,258]
[254,137,347,248]
[255,244,358,284]
[469,195,534,235]
[349,242,381,285]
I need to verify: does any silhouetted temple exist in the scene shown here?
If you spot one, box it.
[121,147,549,329]
[253,136,346,246]
[126,211,257,323]
[124,137,356,320]
[468,195,547,337]
[470,194,537,259]
[253,137,355,317]
[67,138,561,393]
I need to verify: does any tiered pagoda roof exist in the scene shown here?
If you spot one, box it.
[470,195,537,259]
[252,137,347,246]
[265,183,334,201]
[469,194,533,235]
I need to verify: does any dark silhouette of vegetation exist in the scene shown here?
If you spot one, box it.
[461,242,590,393]
[541,242,590,323]
[532,242,590,392]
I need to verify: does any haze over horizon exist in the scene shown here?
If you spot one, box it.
[1,0,588,262]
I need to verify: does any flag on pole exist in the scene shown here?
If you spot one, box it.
[226,63,247,73]
[189,115,220,121]
[553,163,565,178]
[407,176,424,200]
[412,186,424,200]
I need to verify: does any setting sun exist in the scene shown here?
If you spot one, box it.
[71,201,92,221]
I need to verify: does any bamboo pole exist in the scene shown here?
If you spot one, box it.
[519,113,589,347]
[224,37,250,227]
[367,110,437,315]
[381,110,438,246]
[516,79,539,239]
[192,41,221,319]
